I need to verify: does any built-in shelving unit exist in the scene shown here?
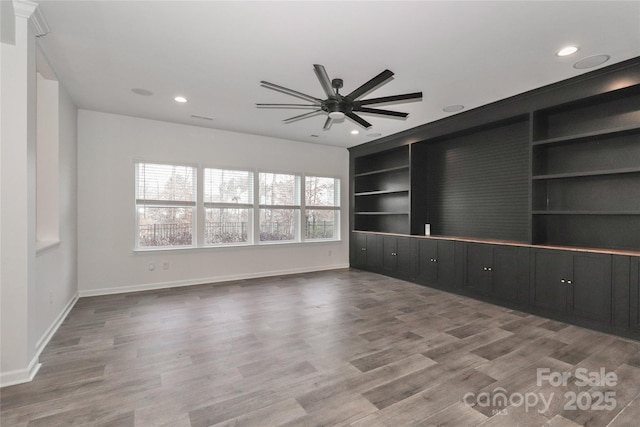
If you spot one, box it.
[349,58,640,341]
[353,146,410,234]
[531,84,640,251]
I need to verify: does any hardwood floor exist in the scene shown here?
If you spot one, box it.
[2,269,640,426]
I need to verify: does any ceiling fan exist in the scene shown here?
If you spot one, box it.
[257,64,422,130]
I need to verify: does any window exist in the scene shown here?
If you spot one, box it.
[259,172,300,242]
[305,176,340,240]
[135,162,196,248]
[204,168,253,245]
[134,163,341,250]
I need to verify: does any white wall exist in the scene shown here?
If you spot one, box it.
[77,110,350,296]
[36,72,59,243]
[33,83,78,357]
[1,1,38,385]
[1,1,78,386]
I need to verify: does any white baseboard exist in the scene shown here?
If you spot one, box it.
[35,292,79,353]
[0,353,41,388]
[0,292,78,388]
[79,264,350,297]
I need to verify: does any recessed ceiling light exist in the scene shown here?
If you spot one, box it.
[131,88,153,96]
[573,54,610,69]
[367,132,382,138]
[443,105,464,113]
[174,96,187,103]
[350,130,360,135]
[557,46,579,57]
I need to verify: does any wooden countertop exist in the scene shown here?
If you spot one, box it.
[352,230,640,257]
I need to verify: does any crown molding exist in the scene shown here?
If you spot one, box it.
[12,0,50,37]
[12,0,36,19]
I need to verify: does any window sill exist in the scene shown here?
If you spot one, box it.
[36,240,61,254]
[133,239,341,252]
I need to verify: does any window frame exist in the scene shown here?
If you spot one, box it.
[257,171,301,244]
[202,167,254,247]
[135,161,198,250]
[134,162,342,251]
[303,175,341,242]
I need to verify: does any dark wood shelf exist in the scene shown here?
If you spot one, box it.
[354,165,409,178]
[354,211,409,216]
[354,189,409,197]
[532,167,640,180]
[532,210,640,215]
[532,124,640,146]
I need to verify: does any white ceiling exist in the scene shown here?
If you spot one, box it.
[34,1,640,148]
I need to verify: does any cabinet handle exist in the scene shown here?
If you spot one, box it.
[361,248,367,251]
[391,252,397,256]
[433,259,437,263]
[567,280,573,285]
[561,279,565,283]
[487,267,492,271]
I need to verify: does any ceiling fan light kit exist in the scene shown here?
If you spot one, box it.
[258,64,422,130]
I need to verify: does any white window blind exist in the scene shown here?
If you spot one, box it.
[259,172,300,242]
[305,176,340,240]
[204,168,254,245]
[135,162,196,248]
[305,176,340,207]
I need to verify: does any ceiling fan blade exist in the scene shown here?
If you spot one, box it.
[358,92,423,106]
[345,112,372,129]
[353,107,408,118]
[256,103,320,109]
[313,64,336,99]
[283,109,323,122]
[346,69,394,101]
[323,116,333,131]
[260,81,323,103]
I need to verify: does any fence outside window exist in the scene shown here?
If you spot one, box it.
[139,220,335,246]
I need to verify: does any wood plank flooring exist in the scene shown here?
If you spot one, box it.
[2,269,640,426]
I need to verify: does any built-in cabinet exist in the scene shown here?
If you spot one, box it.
[531,249,612,324]
[631,257,640,331]
[352,231,639,339]
[416,239,455,290]
[382,235,413,278]
[464,243,529,305]
[349,58,640,340]
[353,232,382,271]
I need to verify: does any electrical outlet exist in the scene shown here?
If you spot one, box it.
[163,261,170,270]
[148,262,155,271]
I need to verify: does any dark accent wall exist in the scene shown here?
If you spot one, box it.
[423,118,530,241]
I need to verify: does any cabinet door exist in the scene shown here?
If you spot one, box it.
[633,257,640,330]
[366,233,383,270]
[418,239,438,283]
[436,240,455,289]
[383,236,398,273]
[395,237,413,277]
[465,243,493,295]
[568,253,612,324]
[492,246,521,302]
[354,233,368,267]
[532,249,570,313]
